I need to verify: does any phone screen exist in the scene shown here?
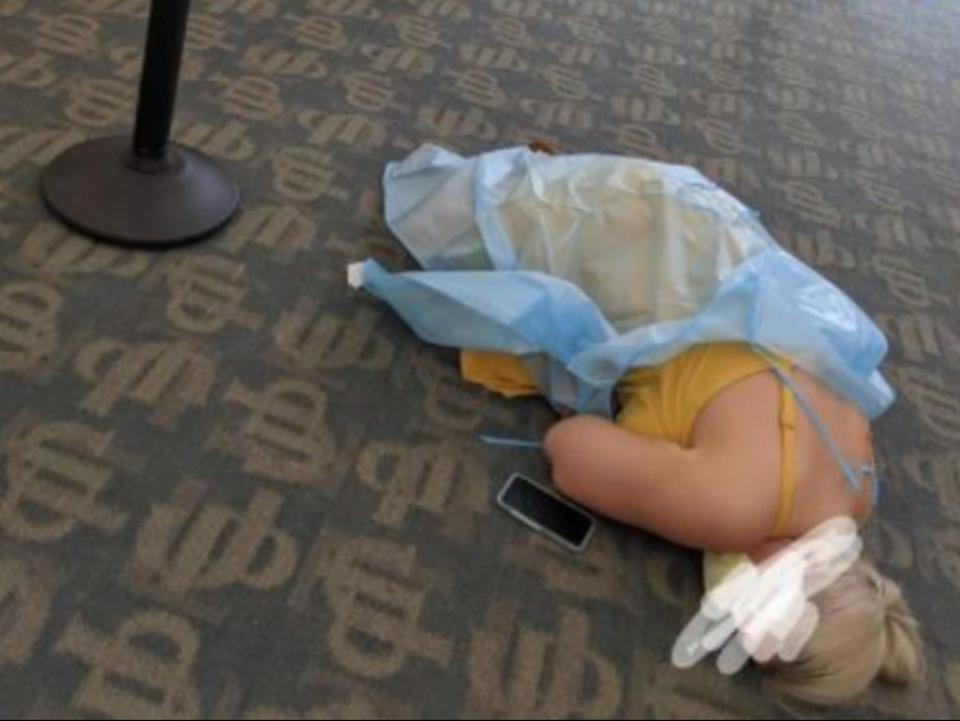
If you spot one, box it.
[500,475,594,548]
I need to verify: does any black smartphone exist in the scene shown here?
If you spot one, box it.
[496,473,596,552]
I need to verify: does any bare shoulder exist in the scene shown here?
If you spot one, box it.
[786,368,877,530]
[690,371,788,540]
[692,366,874,538]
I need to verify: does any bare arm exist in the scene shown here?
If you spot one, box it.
[544,415,777,553]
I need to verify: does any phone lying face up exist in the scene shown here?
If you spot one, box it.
[497,473,596,553]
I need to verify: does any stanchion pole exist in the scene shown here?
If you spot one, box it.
[41,0,239,248]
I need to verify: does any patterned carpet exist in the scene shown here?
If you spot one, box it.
[1,0,959,718]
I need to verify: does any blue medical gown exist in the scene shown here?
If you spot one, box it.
[351,144,894,419]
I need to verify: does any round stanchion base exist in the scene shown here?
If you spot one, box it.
[41,136,239,249]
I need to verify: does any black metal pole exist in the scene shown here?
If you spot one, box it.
[133,0,190,158]
[41,0,239,248]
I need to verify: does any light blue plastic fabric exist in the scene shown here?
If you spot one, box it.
[354,144,895,420]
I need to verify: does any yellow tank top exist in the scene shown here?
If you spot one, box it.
[460,344,793,593]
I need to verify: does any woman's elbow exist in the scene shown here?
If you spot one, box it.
[545,416,588,465]
[544,416,606,498]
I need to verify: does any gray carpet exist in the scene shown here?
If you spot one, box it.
[1,0,959,718]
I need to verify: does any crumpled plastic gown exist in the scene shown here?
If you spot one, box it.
[349,144,894,419]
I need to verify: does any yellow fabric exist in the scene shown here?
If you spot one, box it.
[614,343,779,447]
[774,380,799,533]
[703,551,751,591]
[460,351,541,398]
[461,343,801,591]
[462,342,794,450]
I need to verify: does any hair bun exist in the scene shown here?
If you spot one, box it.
[878,579,925,685]
[877,575,904,609]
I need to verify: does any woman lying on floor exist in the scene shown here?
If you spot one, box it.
[462,343,923,705]
[353,142,925,705]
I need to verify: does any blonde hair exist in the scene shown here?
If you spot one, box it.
[765,559,925,706]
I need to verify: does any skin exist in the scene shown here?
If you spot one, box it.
[544,365,875,561]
